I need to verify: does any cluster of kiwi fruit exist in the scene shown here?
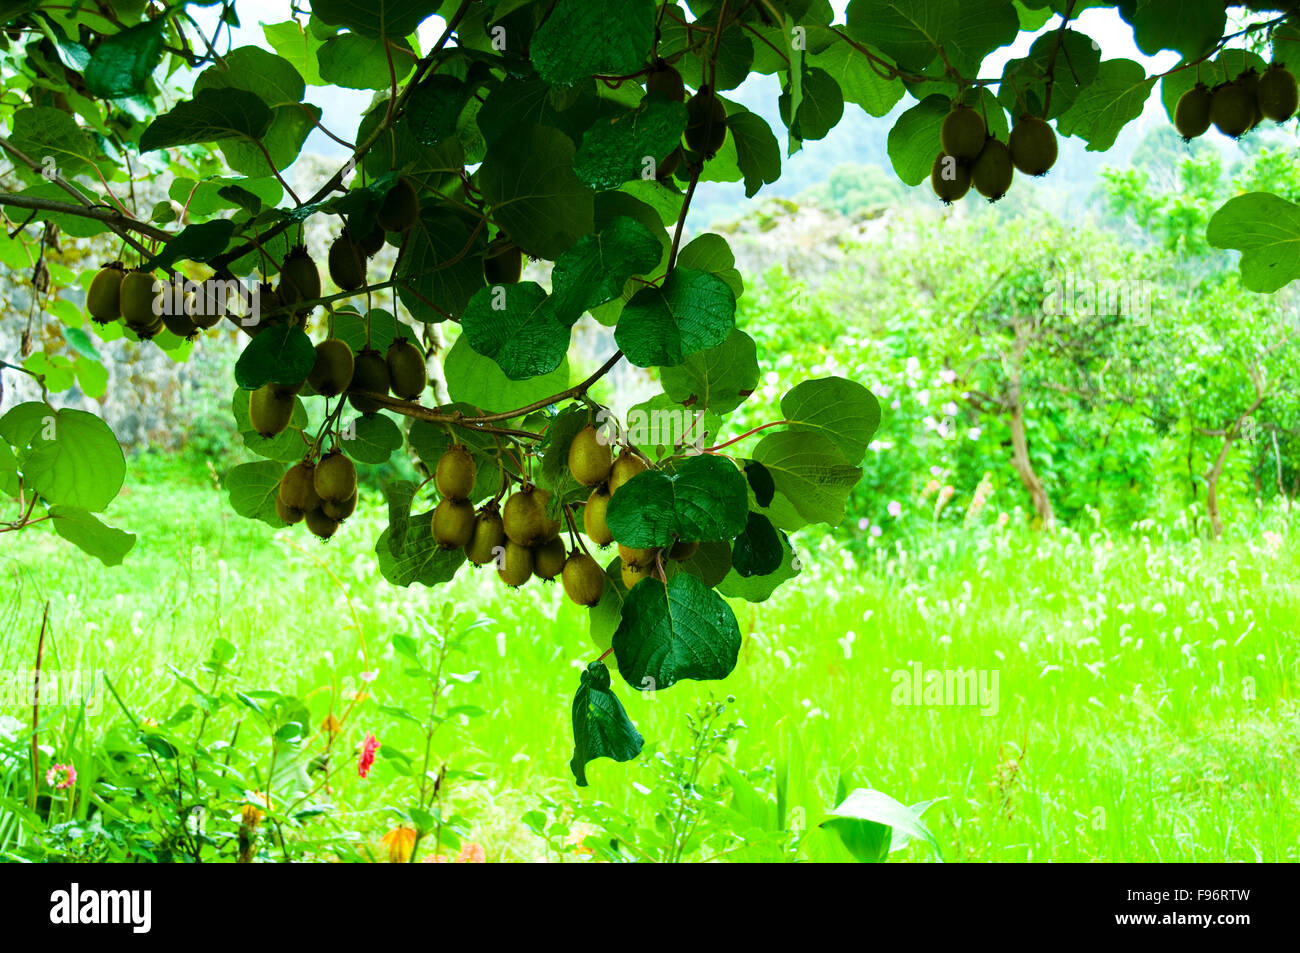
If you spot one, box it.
[86,262,223,340]
[326,176,420,292]
[930,101,1058,205]
[1175,63,1298,141]
[276,451,358,540]
[641,60,726,182]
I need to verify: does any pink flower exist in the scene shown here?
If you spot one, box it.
[358,733,380,779]
[46,763,76,790]
[457,843,486,863]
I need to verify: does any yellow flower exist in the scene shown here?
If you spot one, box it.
[320,713,342,738]
[241,791,270,827]
[382,826,418,864]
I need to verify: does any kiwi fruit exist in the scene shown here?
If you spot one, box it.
[1210,80,1255,138]
[497,540,533,588]
[304,507,340,540]
[1174,83,1213,139]
[279,462,322,512]
[568,424,613,487]
[278,244,321,307]
[940,104,987,161]
[1239,69,1263,129]
[1008,116,1057,176]
[646,61,686,103]
[584,485,614,546]
[190,282,223,330]
[930,152,971,204]
[348,347,390,414]
[1258,64,1298,121]
[252,282,282,329]
[971,137,1014,201]
[249,384,295,438]
[386,337,427,400]
[608,451,648,496]
[532,537,567,580]
[502,485,560,546]
[120,269,162,334]
[160,287,198,339]
[668,539,699,561]
[561,552,606,606]
[466,509,506,566]
[314,451,357,503]
[483,243,523,285]
[618,543,657,569]
[275,495,304,526]
[87,262,125,323]
[432,498,476,549]
[308,339,355,397]
[322,490,357,522]
[435,445,476,500]
[328,231,367,292]
[377,177,420,233]
[657,146,682,181]
[620,559,658,591]
[685,85,727,157]
[355,219,386,256]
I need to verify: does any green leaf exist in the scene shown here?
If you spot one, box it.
[998,30,1101,121]
[11,407,124,512]
[407,74,474,146]
[846,0,1017,74]
[83,22,165,99]
[660,328,759,414]
[531,0,657,86]
[444,335,571,412]
[726,109,783,198]
[383,480,418,557]
[753,430,861,527]
[1055,58,1154,152]
[341,412,403,465]
[226,461,287,527]
[822,788,942,862]
[235,325,316,390]
[781,376,881,463]
[142,220,235,271]
[263,20,325,86]
[376,515,467,587]
[675,539,733,588]
[605,455,749,547]
[887,94,948,186]
[779,66,843,142]
[311,0,441,38]
[395,205,487,322]
[615,268,736,368]
[232,387,309,462]
[612,573,742,691]
[570,661,644,787]
[9,107,97,177]
[676,233,744,300]
[731,512,783,577]
[1207,192,1300,293]
[1121,0,1224,60]
[318,32,413,89]
[49,505,135,567]
[807,30,904,118]
[718,531,798,603]
[461,282,572,380]
[139,88,274,152]
[573,100,688,190]
[478,124,595,260]
[550,216,663,317]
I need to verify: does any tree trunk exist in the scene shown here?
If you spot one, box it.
[1205,435,1234,541]
[1008,402,1055,530]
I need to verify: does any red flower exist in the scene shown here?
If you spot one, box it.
[358,733,380,779]
[45,763,76,790]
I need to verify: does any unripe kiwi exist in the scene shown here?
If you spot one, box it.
[584,485,614,546]
[1210,80,1255,138]
[930,152,971,204]
[1008,116,1057,176]
[87,262,125,323]
[249,384,295,438]
[120,269,162,333]
[483,243,523,284]
[355,219,386,256]
[432,498,476,549]
[618,543,657,569]
[940,104,987,161]
[568,425,613,487]
[685,85,727,157]
[1239,69,1263,129]
[657,147,682,181]
[608,451,647,496]
[621,559,659,591]
[377,177,420,233]
[252,282,282,329]
[561,552,606,606]
[1258,64,1298,121]
[435,445,476,500]
[502,486,560,546]
[385,337,427,400]
[646,61,686,103]
[278,244,321,307]
[497,540,533,588]
[304,507,340,540]
[279,461,322,512]
[309,338,355,397]
[668,539,699,561]
[190,280,223,330]
[532,537,567,580]
[971,137,1014,201]
[466,509,506,565]
[322,489,357,522]
[160,289,198,339]
[275,495,304,525]
[1174,83,1213,139]
[314,451,357,503]
[328,231,367,292]
[348,347,390,414]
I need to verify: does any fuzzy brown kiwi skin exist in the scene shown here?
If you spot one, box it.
[532,537,567,580]
[568,425,613,487]
[120,269,163,335]
[618,543,658,569]
[322,490,357,522]
[930,152,971,204]
[497,540,534,588]
[1258,64,1299,121]
[1210,80,1255,138]
[608,451,648,496]
[561,552,606,606]
[348,347,391,415]
[314,451,357,503]
[278,244,322,308]
[940,104,987,161]
[971,137,1014,202]
[483,243,523,284]
[584,485,614,546]
[304,507,340,540]
[621,559,661,591]
[280,461,322,512]
[1174,83,1213,140]
[685,85,727,157]
[328,232,367,292]
[355,219,386,257]
[502,486,560,546]
[386,337,427,400]
[645,61,686,103]
[1008,116,1057,177]
[87,262,126,323]
[309,339,355,397]
[432,498,476,549]
[377,177,420,233]
[249,384,295,438]
[275,495,304,526]
[190,279,224,330]
[435,445,476,500]
[466,509,506,565]
[668,539,699,561]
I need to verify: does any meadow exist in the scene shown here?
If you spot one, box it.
[3,456,1296,862]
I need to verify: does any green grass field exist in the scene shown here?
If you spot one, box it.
[3,459,1298,862]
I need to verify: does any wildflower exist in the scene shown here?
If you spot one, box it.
[939,485,955,501]
[869,525,882,538]
[921,478,941,500]
[320,713,342,738]
[358,733,380,779]
[382,826,417,863]
[359,671,378,683]
[887,501,902,518]
[997,512,1010,529]
[857,517,870,531]
[457,843,486,863]
[45,763,76,790]
[1262,530,1282,552]
[939,368,957,384]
